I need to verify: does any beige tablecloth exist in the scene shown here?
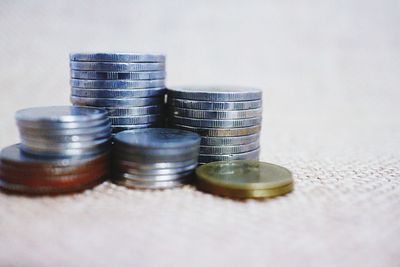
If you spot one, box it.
[0,1,399,266]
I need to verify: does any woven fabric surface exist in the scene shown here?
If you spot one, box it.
[0,1,399,266]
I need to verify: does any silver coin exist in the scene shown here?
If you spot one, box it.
[71,96,164,107]
[167,86,262,101]
[199,140,260,154]
[113,148,199,163]
[115,162,198,176]
[170,116,262,128]
[17,117,110,130]
[116,170,193,182]
[200,133,260,146]
[111,123,163,133]
[198,148,260,163]
[169,107,262,119]
[70,62,165,71]
[20,130,111,143]
[21,137,110,150]
[104,106,163,116]
[109,115,163,125]
[0,144,108,167]
[71,87,166,98]
[170,124,261,137]
[20,143,110,158]
[113,159,197,170]
[70,53,165,62]
[15,106,107,124]
[71,70,166,80]
[18,121,112,136]
[113,175,190,189]
[167,98,262,110]
[70,79,165,89]
[114,128,201,149]
[114,144,199,157]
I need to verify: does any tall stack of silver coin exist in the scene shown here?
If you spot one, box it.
[166,87,262,164]
[16,106,112,158]
[112,128,200,189]
[69,53,166,134]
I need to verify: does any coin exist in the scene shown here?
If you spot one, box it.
[20,142,110,158]
[195,160,294,199]
[0,165,108,186]
[15,106,108,124]
[21,130,111,143]
[0,175,106,195]
[71,96,164,107]
[70,79,165,89]
[20,137,110,150]
[167,98,262,110]
[167,87,262,101]
[115,171,194,182]
[170,124,261,137]
[170,116,262,128]
[70,53,165,63]
[71,87,166,98]
[111,123,163,133]
[169,107,262,119]
[17,117,110,129]
[200,134,260,146]
[114,128,201,149]
[70,62,165,71]
[199,141,260,154]
[113,150,198,163]
[113,159,197,170]
[0,144,109,169]
[105,106,163,116]
[18,121,112,136]
[109,115,163,125]
[1,154,109,174]
[115,162,198,176]
[71,70,166,80]
[113,175,190,189]
[198,148,260,163]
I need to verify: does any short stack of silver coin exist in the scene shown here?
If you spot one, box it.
[16,106,112,158]
[166,87,262,164]
[69,53,166,134]
[112,128,201,189]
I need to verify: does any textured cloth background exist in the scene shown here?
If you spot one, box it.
[0,1,399,266]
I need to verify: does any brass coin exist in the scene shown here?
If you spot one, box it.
[195,160,293,199]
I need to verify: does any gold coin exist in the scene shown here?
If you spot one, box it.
[195,160,293,199]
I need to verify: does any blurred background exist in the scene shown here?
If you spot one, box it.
[0,1,399,266]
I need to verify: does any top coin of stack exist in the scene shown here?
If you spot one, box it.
[69,53,167,134]
[167,86,262,164]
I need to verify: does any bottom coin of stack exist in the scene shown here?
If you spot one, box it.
[195,160,294,199]
[112,128,201,189]
[0,144,110,195]
[166,86,262,164]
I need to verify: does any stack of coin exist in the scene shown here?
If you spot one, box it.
[112,128,201,189]
[16,106,111,158]
[0,144,109,195]
[195,160,294,199]
[69,53,166,133]
[0,106,112,195]
[166,87,262,164]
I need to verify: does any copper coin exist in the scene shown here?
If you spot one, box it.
[0,167,109,188]
[0,176,106,195]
